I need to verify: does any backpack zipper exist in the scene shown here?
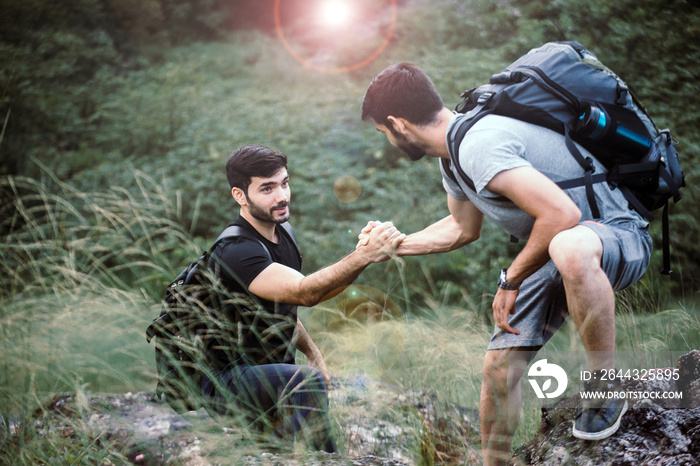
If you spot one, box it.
[519,65,582,114]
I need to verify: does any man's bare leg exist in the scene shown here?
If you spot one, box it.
[550,224,627,441]
[549,225,615,372]
[480,348,533,465]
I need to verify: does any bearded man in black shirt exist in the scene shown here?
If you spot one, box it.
[200,144,404,452]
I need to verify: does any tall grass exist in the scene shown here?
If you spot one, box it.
[0,163,203,409]
[2,163,699,463]
[303,269,700,460]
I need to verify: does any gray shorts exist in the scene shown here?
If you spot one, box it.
[487,220,652,350]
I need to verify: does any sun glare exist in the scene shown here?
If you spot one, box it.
[274,0,397,73]
[318,0,353,28]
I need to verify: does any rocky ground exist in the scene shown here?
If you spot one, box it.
[516,350,700,465]
[3,351,700,465]
[1,376,481,465]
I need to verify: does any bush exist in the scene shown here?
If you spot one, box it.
[3,0,698,310]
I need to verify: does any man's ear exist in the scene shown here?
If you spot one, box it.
[231,187,247,207]
[386,115,408,135]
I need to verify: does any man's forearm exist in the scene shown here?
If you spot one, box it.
[484,166,582,285]
[296,249,369,306]
[295,318,330,384]
[505,217,575,284]
[397,215,478,256]
[295,318,322,360]
[248,221,402,307]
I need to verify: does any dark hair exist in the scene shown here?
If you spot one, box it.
[361,62,444,127]
[226,144,288,193]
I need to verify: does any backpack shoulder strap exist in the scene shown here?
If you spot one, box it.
[146,225,275,344]
[212,222,301,263]
[278,221,302,265]
[215,225,248,244]
[445,112,505,199]
[212,225,271,261]
[279,221,297,244]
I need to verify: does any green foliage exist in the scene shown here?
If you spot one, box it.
[0,4,123,175]
[0,166,205,410]
[0,395,131,465]
[397,0,521,51]
[3,0,699,303]
[1,0,700,459]
[0,165,201,300]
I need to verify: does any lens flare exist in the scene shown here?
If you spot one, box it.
[318,0,353,28]
[274,0,397,73]
[333,175,361,203]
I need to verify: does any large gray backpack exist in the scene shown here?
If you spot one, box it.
[444,41,685,273]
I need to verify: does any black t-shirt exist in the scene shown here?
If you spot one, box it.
[213,216,301,293]
[207,216,302,368]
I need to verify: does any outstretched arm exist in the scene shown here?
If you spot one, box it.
[359,195,483,256]
[248,221,404,307]
[396,195,483,255]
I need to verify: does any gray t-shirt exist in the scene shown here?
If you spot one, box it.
[441,113,648,240]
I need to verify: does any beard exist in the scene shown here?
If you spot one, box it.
[390,127,426,161]
[398,140,426,161]
[247,198,290,224]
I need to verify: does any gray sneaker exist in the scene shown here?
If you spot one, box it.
[573,398,628,440]
[572,378,628,441]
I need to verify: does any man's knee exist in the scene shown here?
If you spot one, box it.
[287,366,328,397]
[483,351,508,390]
[482,349,529,394]
[549,226,603,279]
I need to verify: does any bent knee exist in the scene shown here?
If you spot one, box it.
[549,226,603,276]
[482,350,528,392]
[292,366,327,390]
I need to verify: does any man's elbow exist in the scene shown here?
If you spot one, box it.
[568,205,582,227]
[559,205,582,230]
[454,227,480,249]
[465,228,481,244]
[298,294,323,308]
[282,292,319,308]
[290,282,326,308]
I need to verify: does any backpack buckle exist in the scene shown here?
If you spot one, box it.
[616,83,629,105]
[584,157,596,173]
[477,91,495,105]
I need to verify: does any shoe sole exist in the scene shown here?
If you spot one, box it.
[572,400,628,441]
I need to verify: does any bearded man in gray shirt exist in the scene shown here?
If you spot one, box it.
[360,62,651,465]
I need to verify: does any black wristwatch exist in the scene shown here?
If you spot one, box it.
[497,268,521,291]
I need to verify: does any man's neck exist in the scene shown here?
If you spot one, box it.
[431,107,456,159]
[240,211,278,243]
[409,107,455,160]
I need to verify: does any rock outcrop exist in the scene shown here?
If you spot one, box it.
[517,350,700,465]
[6,351,700,464]
[2,377,479,465]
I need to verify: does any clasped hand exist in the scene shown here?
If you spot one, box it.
[355,220,405,262]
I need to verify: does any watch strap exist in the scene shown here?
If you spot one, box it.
[498,268,521,290]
